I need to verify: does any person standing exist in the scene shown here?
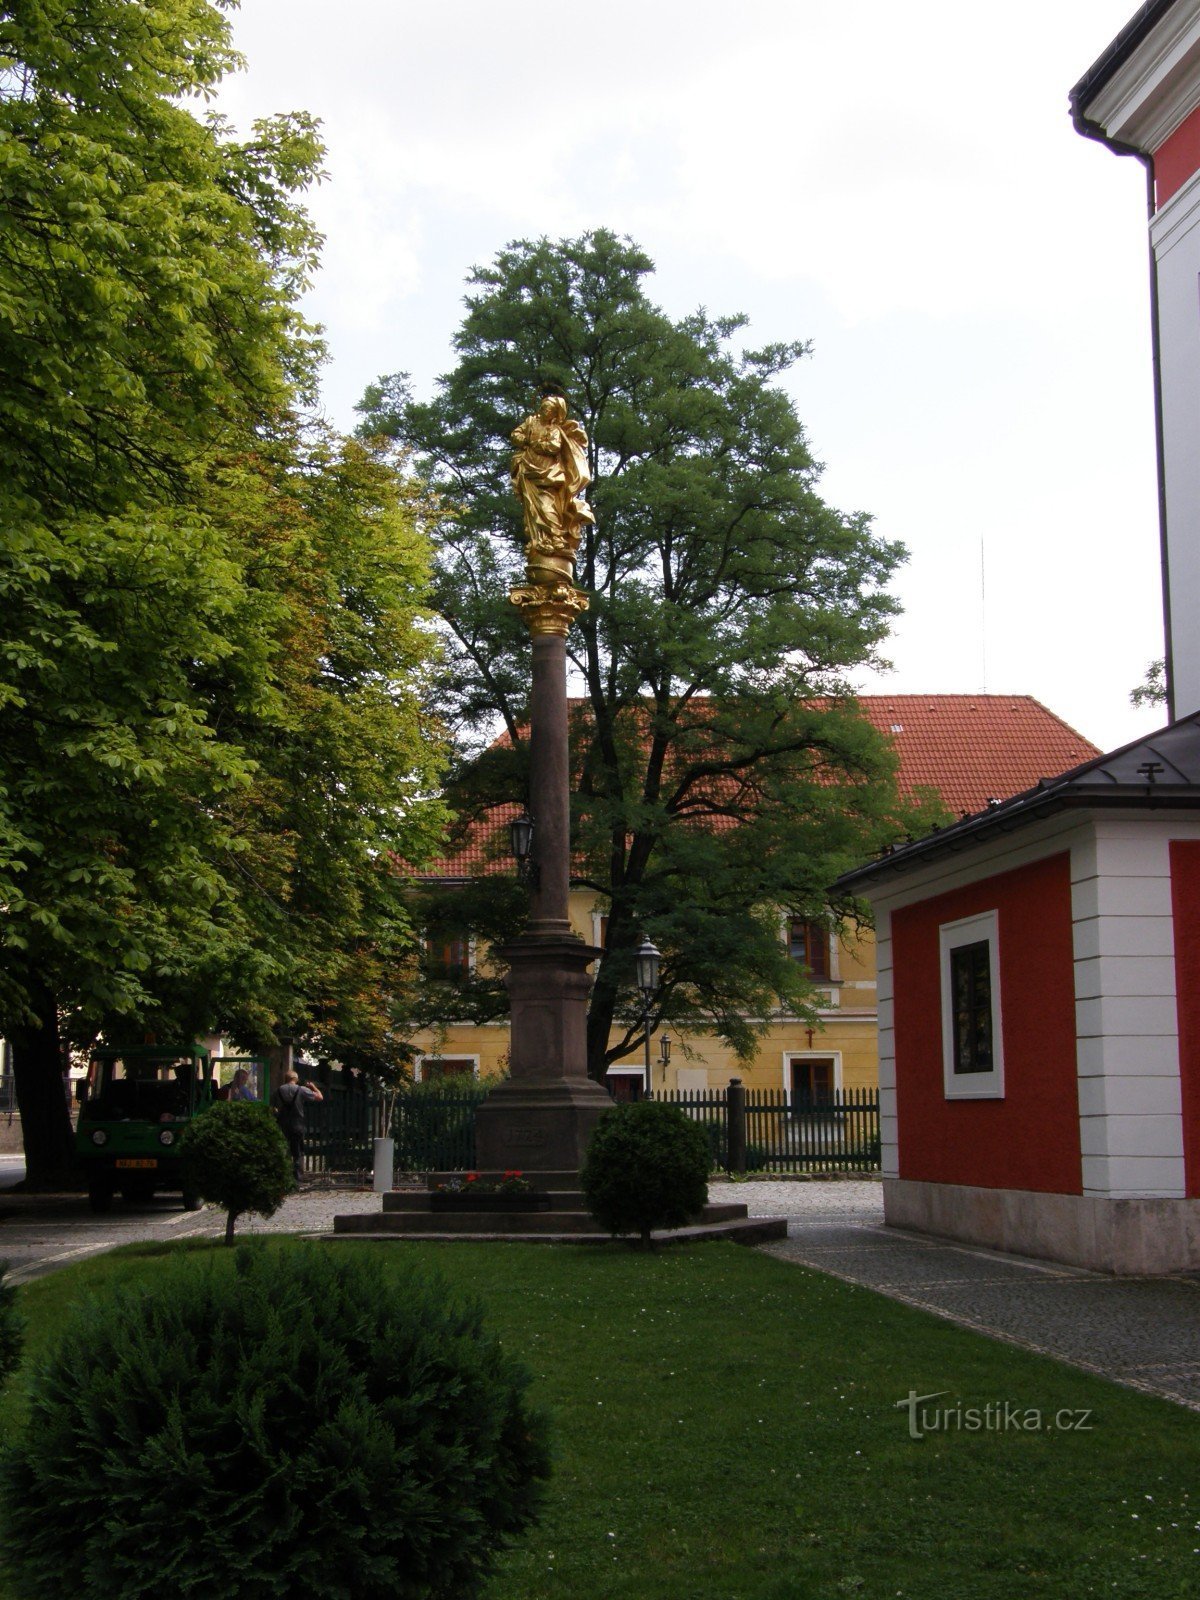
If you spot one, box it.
[271,1070,323,1184]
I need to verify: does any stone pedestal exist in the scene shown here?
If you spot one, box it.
[473,932,610,1173]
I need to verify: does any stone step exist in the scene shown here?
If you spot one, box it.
[330,1214,788,1246]
[418,1170,581,1189]
[380,1193,749,1223]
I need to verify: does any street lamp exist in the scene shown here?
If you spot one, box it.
[509,810,537,884]
[635,934,660,1099]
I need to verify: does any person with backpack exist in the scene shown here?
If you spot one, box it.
[271,1070,324,1183]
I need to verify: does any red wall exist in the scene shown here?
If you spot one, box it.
[1169,842,1200,1198]
[1154,101,1200,208]
[892,853,1081,1193]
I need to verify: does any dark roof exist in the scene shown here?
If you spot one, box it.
[836,712,1200,893]
[1070,0,1179,124]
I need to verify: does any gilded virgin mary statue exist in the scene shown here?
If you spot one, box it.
[510,392,595,573]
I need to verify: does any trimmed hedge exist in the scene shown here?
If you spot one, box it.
[0,1262,22,1387]
[0,1245,551,1600]
[179,1100,293,1243]
[581,1101,712,1246]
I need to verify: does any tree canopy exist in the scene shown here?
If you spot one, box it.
[357,230,942,1079]
[0,0,445,1180]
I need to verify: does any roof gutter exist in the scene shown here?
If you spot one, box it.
[836,786,1200,893]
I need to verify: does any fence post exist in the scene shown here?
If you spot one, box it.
[727,1078,746,1176]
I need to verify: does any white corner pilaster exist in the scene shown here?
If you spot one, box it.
[1071,822,1185,1199]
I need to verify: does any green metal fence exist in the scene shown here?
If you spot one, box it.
[391,1085,491,1173]
[299,1081,881,1178]
[650,1086,880,1173]
[300,1084,492,1178]
[300,1084,384,1178]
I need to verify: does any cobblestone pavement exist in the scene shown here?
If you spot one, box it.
[722,1178,1200,1412]
[6,1173,1200,1411]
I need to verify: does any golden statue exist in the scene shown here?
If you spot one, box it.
[510,393,595,572]
[508,392,592,636]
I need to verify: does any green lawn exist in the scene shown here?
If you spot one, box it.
[3,1239,1198,1600]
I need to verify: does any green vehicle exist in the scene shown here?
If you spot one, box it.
[76,1045,214,1213]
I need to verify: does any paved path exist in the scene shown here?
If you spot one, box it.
[6,1171,1200,1411]
[719,1178,1200,1412]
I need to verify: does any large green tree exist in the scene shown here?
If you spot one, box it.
[0,1,444,1182]
[358,231,941,1082]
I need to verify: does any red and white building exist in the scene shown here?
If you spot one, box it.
[833,2,1200,1274]
[839,725,1200,1274]
[1072,0,1200,720]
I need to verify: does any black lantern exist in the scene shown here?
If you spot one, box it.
[659,1031,672,1068]
[635,935,661,998]
[509,811,535,882]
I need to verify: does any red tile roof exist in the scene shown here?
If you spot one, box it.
[855,695,1100,816]
[418,695,1099,879]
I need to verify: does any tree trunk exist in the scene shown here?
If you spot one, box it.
[586,953,620,1084]
[10,982,76,1187]
[225,1209,239,1246]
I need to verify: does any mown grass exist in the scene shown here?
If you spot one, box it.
[2,1239,1198,1600]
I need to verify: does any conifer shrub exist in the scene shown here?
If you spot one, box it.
[581,1101,712,1246]
[179,1100,293,1243]
[0,1262,22,1387]
[0,1245,551,1600]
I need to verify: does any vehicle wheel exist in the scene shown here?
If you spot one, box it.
[88,1181,113,1214]
[181,1191,203,1212]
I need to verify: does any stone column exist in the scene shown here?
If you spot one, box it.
[472,413,611,1174]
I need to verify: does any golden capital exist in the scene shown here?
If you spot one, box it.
[509,582,589,637]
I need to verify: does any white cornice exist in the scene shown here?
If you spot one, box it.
[1085,0,1200,152]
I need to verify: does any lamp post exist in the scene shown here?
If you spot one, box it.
[509,810,536,883]
[635,935,661,1099]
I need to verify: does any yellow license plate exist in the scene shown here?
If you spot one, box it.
[115,1158,158,1169]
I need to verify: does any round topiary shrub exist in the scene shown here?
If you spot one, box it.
[179,1100,294,1243]
[0,1244,551,1600]
[0,1262,23,1387]
[581,1100,712,1246]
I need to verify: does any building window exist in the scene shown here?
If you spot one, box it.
[605,1067,646,1102]
[939,911,1004,1100]
[789,1055,837,1107]
[788,917,830,980]
[423,932,471,980]
[418,1057,477,1081]
[950,942,993,1074]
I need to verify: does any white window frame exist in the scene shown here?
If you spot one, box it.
[939,910,1004,1100]
[606,1063,649,1094]
[414,1053,480,1083]
[781,1050,843,1100]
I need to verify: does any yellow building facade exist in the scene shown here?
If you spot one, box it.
[410,887,879,1100]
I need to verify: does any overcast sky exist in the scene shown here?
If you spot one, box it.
[219,0,1162,755]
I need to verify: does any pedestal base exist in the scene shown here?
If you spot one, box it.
[473,930,609,1174]
[473,1078,612,1174]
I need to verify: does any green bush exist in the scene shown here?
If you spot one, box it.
[0,1262,23,1387]
[179,1101,293,1244]
[581,1101,712,1246]
[0,1245,551,1600]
